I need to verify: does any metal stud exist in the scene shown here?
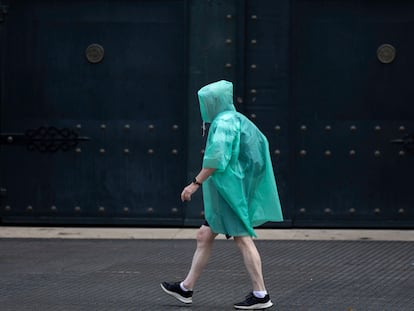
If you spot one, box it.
[147,149,155,155]
[171,207,178,214]
[99,148,106,154]
[4,205,11,211]
[225,38,232,44]
[225,63,232,68]
[324,150,332,157]
[27,205,33,212]
[300,125,307,131]
[124,124,130,130]
[124,148,130,154]
[274,149,281,156]
[75,206,81,212]
[6,136,13,143]
[250,113,257,119]
[226,14,232,19]
[76,124,82,129]
[274,125,281,131]
[374,208,381,214]
[200,210,205,217]
[398,150,405,156]
[374,150,381,157]
[100,124,107,129]
[349,208,356,214]
[123,207,129,213]
[350,125,357,132]
[251,39,257,44]
[99,206,105,213]
[299,150,307,156]
[200,149,205,155]
[398,208,405,214]
[250,89,257,94]
[349,149,356,156]
[399,125,406,132]
[171,149,178,155]
[325,125,332,131]
[299,208,306,214]
[374,125,381,131]
[250,64,257,69]
[148,124,155,130]
[75,147,81,153]
[172,124,179,131]
[251,14,257,20]
[147,207,154,213]
[51,205,57,212]
[324,208,332,214]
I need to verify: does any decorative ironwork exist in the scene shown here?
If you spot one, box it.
[85,44,104,64]
[0,126,89,153]
[391,133,414,153]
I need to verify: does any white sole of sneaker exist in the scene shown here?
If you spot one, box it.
[160,283,192,304]
[234,300,273,310]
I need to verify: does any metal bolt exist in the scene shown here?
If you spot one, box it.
[225,38,232,44]
[7,136,13,143]
[225,63,232,68]
[124,148,130,154]
[300,125,307,131]
[123,207,129,213]
[324,208,332,214]
[99,148,106,154]
[147,149,155,155]
[148,124,155,130]
[27,205,33,212]
[100,124,106,129]
[399,125,406,131]
[349,208,356,214]
[399,150,405,156]
[374,208,381,214]
[99,206,105,213]
[325,125,332,131]
[171,149,178,155]
[398,208,405,214]
[350,125,357,131]
[250,113,257,119]
[250,89,257,94]
[124,124,130,130]
[200,210,205,216]
[299,150,307,156]
[147,207,154,213]
[349,149,356,156]
[250,64,257,69]
[76,124,82,129]
[75,206,81,212]
[274,125,281,131]
[251,14,257,20]
[324,150,332,157]
[51,205,57,212]
[274,149,281,156]
[4,205,11,211]
[374,125,381,131]
[226,14,232,19]
[251,39,257,44]
[172,124,179,131]
[200,149,205,154]
[75,147,81,153]
[171,207,178,214]
[374,150,381,157]
[299,208,306,213]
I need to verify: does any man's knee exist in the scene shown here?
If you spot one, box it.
[196,225,215,246]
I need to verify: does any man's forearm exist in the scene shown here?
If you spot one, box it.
[195,168,216,184]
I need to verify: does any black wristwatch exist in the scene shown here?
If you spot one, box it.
[192,177,202,186]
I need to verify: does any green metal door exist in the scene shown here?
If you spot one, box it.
[0,0,188,224]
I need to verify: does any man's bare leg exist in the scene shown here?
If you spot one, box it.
[234,236,266,291]
[182,225,217,290]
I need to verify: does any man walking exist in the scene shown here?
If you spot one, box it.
[161,80,283,310]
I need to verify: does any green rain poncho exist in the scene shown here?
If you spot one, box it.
[198,80,283,238]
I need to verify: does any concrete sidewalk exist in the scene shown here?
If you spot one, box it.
[0,226,413,241]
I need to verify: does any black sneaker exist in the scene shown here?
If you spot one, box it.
[234,292,273,310]
[160,281,193,304]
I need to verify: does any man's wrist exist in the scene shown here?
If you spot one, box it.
[192,177,202,186]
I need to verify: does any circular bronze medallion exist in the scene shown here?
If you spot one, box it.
[377,44,396,64]
[85,44,104,64]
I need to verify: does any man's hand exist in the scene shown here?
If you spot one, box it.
[181,183,200,202]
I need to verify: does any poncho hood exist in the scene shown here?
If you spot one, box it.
[197,80,236,123]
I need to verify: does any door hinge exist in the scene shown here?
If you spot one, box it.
[0,5,8,23]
